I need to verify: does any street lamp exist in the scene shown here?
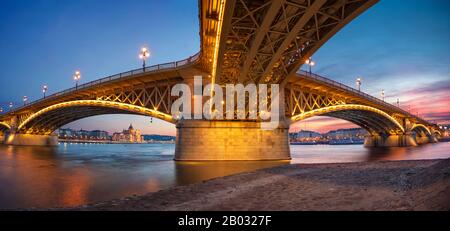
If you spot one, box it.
[23,96,28,105]
[381,89,385,101]
[73,70,81,89]
[356,78,362,91]
[9,102,13,110]
[397,98,400,107]
[139,47,150,71]
[42,85,48,98]
[0,107,3,113]
[304,57,315,75]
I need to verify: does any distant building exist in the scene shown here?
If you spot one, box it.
[289,130,323,142]
[112,124,143,143]
[325,128,367,140]
[77,129,90,139]
[58,128,109,140]
[89,130,109,140]
[289,128,369,143]
[59,128,74,139]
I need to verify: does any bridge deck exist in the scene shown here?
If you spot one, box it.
[0,59,431,127]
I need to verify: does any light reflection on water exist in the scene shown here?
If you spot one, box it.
[0,142,448,209]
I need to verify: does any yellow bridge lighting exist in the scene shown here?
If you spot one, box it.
[0,122,11,129]
[291,104,405,134]
[17,100,174,132]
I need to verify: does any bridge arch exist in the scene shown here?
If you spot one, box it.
[411,124,432,136]
[18,100,175,135]
[0,122,10,133]
[290,104,405,135]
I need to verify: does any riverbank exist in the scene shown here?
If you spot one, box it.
[58,158,449,211]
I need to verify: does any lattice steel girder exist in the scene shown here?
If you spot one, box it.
[215,0,379,84]
[96,83,174,114]
[286,84,346,116]
[17,100,175,135]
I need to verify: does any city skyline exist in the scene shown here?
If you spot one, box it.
[0,0,449,136]
[59,120,173,136]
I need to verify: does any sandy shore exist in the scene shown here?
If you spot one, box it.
[62,159,449,211]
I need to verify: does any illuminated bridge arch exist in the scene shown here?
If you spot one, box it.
[0,122,11,133]
[18,100,175,135]
[411,124,432,136]
[290,104,405,135]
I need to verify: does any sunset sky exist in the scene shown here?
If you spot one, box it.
[0,0,449,135]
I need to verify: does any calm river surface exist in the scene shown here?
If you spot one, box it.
[0,142,449,209]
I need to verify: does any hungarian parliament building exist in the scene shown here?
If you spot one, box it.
[111,124,143,143]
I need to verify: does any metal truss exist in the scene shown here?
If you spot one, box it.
[286,84,404,135]
[286,85,346,116]
[95,82,175,115]
[290,103,405,135]
[15,81,178,135]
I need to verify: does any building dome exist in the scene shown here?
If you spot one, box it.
[128,123,134,131]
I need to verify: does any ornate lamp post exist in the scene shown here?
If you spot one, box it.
[23,96,28,106]
[73,70,81,89]
[42,85,48,98]
[304,57,315,75]
[356,78,362,91]
[381,89,385,101]
[139,47,150,71]
[9,102,13,110]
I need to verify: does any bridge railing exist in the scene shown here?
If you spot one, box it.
[297,70,428,124]
[5,53,200,114]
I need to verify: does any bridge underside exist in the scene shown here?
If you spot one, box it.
[323,110,402,136]
[214,0,379,85]
[19,106,138,135]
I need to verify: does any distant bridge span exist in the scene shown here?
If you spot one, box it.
[0,0,441,160]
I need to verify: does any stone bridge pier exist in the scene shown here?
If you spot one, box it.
[5,133,58,146]
[3,116,58,147]
[364,119,438,147]
[415,132,431,145]
[174,120,291,161]
[364,133,418,147]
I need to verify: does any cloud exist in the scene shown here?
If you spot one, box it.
[400,79,450,96]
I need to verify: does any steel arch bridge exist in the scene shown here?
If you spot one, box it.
[0,0,441,160]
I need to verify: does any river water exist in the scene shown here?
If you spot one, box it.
[0,142,448,209]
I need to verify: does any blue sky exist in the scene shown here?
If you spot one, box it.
[0,0,449,134]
